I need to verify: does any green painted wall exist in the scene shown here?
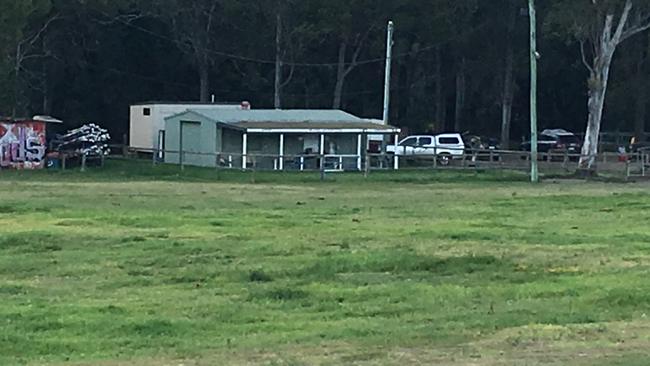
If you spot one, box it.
[165,113,219,167]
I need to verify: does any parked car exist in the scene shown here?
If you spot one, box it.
[386,133,465,166]
[521,129,582,155]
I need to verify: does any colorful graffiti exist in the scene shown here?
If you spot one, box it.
[0,121,47,169]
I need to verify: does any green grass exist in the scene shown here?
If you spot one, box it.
[1,160,650,365]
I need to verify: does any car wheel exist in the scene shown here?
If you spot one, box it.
[438,153,452,166]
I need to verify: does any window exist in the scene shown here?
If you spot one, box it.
[439,137,460,145]
[143,108,151,116]
[400,137,418,147]
[419,137,433,146]
[558,135,579,144]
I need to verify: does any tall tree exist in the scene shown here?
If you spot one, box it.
[153,0,226,102]
[270,1,297,109]
[553,0,650,170]
[633,34,649,141]
[500,0,518,149]
[0,0,53,116]
[306,0,385,110]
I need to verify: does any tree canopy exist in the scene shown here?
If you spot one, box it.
[1,0,650,146]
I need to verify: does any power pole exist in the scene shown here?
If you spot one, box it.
[529,0,539,183]
[382,21,394,124]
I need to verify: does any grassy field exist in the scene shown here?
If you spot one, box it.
[2,160,650,365]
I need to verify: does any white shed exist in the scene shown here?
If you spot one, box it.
[129,101,251,151]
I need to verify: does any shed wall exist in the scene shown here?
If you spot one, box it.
[165,115,222,167]
[0,121,47,169]
[130,104,243,150]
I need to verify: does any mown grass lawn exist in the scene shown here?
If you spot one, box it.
[2,160,650,365]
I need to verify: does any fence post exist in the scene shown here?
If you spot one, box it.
[152,147,158,166]
[320,154,326,181]
[364,154,370,178]
[122,133,128,157]
[215,153,221,181]
[180,150,185,171]
[81,154,87,172]
[251,156,256,184]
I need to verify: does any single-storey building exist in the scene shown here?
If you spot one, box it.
[129,101,251,152]
[0,116,62,169]
[163,109,400,171]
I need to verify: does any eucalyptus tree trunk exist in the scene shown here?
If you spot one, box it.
[198,60,210,102]
[435,46,446,131]
[579,3,628,170]
[333,42,347,109]
[454,58,466,132]
[274,12,282,109]
[634,79,647,142]
[501,2,517,149]
[634,36,649,142]
[578,0,650,171]
[581,59,612,170]
[332,31,367,110]
[501,47,515,149]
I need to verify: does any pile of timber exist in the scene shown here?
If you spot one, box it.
[53,124,111,158]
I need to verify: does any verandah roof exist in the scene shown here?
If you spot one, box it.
[166,109,400,134]
[228,121,400,134]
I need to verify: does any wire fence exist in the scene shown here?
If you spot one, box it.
[112,146,650,180]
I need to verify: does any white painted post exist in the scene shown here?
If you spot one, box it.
[393,134,400,170]
[357,134,363,171]
[242,133,248,170]
[383,21,394,125]
[300,157,305,171]
[320,134,325,155]
[320,134,325,171]
[279,134,285,171]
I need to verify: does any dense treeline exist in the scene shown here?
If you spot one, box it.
[2,0,650,155]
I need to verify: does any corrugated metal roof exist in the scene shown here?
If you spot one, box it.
[0,116,63,124]
[188,109,363,123]
[165,109,399,133]
[132,101,242,106]
[231,121,398,131]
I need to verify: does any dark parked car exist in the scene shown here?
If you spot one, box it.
[521,129,582,155]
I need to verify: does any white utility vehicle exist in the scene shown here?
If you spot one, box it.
[386,133,466,165]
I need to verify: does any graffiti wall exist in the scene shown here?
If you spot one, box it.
[0,121,47,169]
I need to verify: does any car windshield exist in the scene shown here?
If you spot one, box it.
[400,137,418,147]
[557,135,579,144]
